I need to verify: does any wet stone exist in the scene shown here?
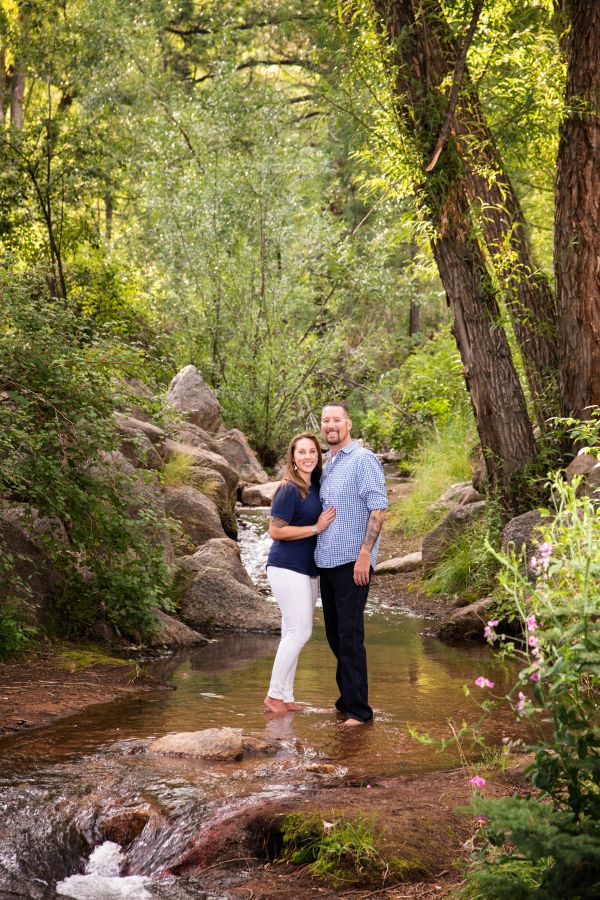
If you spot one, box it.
[148,728,279,762]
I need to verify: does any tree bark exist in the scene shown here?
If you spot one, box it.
[0,46,7,126]
[10,63,25,130]
[373,0,537,492]
[555,0,600,419]
[408,300,420,336]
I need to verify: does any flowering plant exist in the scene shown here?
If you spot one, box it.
[465,475,600,896]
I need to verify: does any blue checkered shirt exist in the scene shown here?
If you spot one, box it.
[315,442,388,569]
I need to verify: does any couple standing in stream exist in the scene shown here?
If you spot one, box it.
[264,402,388,727]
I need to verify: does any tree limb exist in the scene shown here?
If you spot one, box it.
[425,0,485,172]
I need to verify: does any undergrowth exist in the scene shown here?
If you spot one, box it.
[387,412,475,536]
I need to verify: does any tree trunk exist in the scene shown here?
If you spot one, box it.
[432,186,537,484]
[10,63,25,130]
[555,0,600,419]
[373,0,537,494]
[408,300,420,336]
[0,46,7,126]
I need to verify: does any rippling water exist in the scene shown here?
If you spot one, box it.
[0,507,518,898]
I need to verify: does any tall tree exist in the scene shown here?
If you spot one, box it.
[555,0,600,420]
[370,0,538,494]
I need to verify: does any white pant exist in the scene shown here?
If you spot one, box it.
[267,566,318,703]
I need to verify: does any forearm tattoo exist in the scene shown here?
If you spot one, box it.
[361,509,385,553]
[270,516,290,528]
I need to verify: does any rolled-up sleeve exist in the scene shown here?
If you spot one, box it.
[357,455,388,511]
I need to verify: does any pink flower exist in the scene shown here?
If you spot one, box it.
[367,784,372,789]
[526,615,537,631]
[517,691,527,716]
[530,671,540,682]
[529,556,538,572]
[531,646,541,658]
[539,542,552,558]
[528,635,538,647]
[484,619,499,641]
[475,676,495,689]
[502,737,510,745]
[469,775,486,788]
[322,821,335,832]
[487,619,499,628]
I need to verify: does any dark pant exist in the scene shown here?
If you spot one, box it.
[319,562,373,723]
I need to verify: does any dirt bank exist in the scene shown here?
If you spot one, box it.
[0,642,170,735]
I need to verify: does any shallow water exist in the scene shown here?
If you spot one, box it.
[0,508,518,897]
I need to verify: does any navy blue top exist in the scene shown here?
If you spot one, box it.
[266,481,322,577]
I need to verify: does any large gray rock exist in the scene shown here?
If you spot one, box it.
[421,501,486,574]
[214,428,269,484]
[437,597,495,643]
[164,439,238,494]
[97,450,174,564]
[166,365,222,432]
[375,552,422,575]
[113,412,166,470]
[177,538,280,632]
[566,453,600,500]
[240,481,282,507]
[147,611,209,648]
[164,485,226,549]
[148,728,278,761]
[501,510,552,566]
[0,506,65,626]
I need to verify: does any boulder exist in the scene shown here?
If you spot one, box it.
[147,611,209,648]
[501,510,552,566]
[177,538,280,632]
[166,365,222,432]
[429,481,483,512]
[378,449,403,463]
[121,376,156,423]
[164,439,238,494]
[421,501,486,574]
[375,552,422,575]
[214,428,269,484]
[168,422,221,453]
[148,727,278,761]
[566,453,600,500]
[0,506,64,626]
[437,597,495,643]
[113,412,166,470]
[240,481,282,507]
[164,485,225,549]
[97,450,174,564]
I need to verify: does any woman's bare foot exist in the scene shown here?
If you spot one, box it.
[264,695,288,714]
[285,702,303,711]
[340,717,365,727]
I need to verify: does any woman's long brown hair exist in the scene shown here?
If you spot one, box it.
[279,432,323,499]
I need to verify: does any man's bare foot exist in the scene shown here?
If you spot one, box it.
[264,695,288,714]
[340,717,365,727]
[285,702,303,711]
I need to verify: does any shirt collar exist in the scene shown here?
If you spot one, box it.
[324,441,359,460]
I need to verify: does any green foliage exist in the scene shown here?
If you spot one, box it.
[279,813,423,885]
[461,477,600,897]
[387,411,475,536]
[0,605,34,660]
[0,269,172,640]
[424,504,502,604]
[361,328,469,458]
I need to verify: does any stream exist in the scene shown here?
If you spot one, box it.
[0,505,516,899]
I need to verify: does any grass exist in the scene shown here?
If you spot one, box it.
[161,450,224,503]
[423,508,502,604]
[387,412,475,537]
[279,813,426,886]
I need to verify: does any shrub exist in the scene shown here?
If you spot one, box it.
[0,268,173,641]
[460,475,600,898]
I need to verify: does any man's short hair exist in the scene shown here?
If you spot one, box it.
[322,400,350,417]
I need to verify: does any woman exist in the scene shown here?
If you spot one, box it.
[264,432,336,714]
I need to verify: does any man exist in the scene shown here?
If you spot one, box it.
[315,402,388,726]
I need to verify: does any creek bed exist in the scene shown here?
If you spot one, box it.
[0,508,516,898]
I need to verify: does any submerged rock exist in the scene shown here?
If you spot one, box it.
[148,727,278,761]
[148,611,208,648]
